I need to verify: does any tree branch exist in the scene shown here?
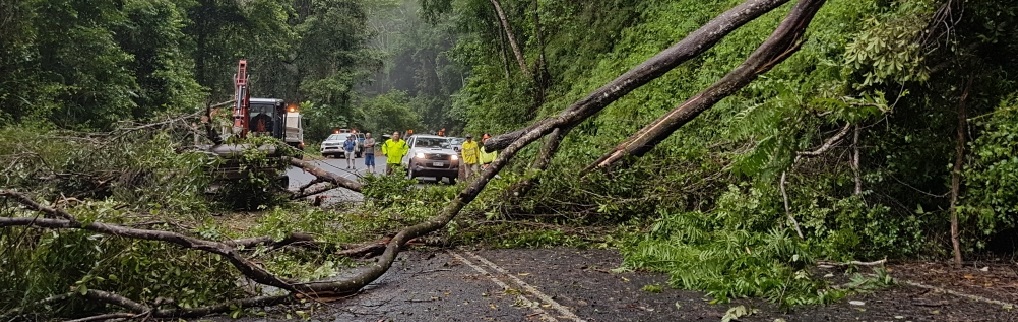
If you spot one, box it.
[794,123,852,162]
[289,158,363,192]
[0,189,76,220]
[291,183,338,201]
[852,125,862,195]
[484,0,794,153]
[587,0,828,171]
[225,232,316,250]
[780,171,805,239]
[0,216,298,290]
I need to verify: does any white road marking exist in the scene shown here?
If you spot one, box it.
[460,249,588,322]
[447,250,558,322]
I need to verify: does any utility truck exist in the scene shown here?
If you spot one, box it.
[203,60,304,189]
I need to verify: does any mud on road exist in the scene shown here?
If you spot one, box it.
[234,248,1016,322]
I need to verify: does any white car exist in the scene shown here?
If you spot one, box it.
[320,133,361,158]
[401,134,459,183]
[448,137,465,153]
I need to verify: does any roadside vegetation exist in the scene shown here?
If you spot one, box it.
[2,0,1018,320]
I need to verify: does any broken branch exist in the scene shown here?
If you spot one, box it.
[795,123,852,162]
[289,158,363,192]
[484,0,794,153]
[588,0,829,171]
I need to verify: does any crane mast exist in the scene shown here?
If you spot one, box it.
[233,60,250,138]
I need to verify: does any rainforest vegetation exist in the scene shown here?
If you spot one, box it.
[1,0,1017,319]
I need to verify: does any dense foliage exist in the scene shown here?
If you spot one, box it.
[3,0,1018,316]
[429,0,1018,304]
[0,0,373,135]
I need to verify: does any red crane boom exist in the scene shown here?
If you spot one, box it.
[233,60,250,138]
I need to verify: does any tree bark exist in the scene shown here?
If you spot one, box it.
[950,77,972,268]
[289,157,363,192]
[490,0,530,77]
[485,0,793,153]
[587,0,828,171]
[852,125,862,195]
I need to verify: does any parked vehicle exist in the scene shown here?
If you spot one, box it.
[320,133,360,158]
[401,134,459,184]
[326,129,365,157]
[448,137,465,153]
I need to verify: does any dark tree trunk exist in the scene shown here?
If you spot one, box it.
[950,77,972,268]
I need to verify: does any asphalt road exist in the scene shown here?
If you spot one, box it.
[286,154,452,201]
[267,156,1017,321]
[285,155,378,203]
[229,248,1017,322]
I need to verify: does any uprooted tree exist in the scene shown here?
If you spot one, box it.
[0,0,834,318]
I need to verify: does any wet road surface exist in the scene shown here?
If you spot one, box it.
[274,156,1016,322]
[233,248,1016,322]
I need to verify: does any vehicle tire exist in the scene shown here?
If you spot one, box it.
[406,168,415,180]
[446,177,456,185]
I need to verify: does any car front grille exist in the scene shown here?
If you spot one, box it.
[425,153,451,160]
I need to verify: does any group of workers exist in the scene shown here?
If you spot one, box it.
[362,130,496,180]
[458,133,497,179]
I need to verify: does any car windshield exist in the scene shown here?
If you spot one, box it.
[415,137,451,148]
[326,134,350,141]
[448,138,465,145]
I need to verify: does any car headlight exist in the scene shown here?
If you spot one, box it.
[450,155,458,160]
[415,152,426,159]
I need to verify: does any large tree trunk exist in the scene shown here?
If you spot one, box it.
[950,77,972,268]
[490,0,530,77]
[587,0,828,171]
[485,0,793,154]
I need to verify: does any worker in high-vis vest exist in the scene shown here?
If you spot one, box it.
[460,134,480,179]
[479,133,497,170]
[381,131,409,175]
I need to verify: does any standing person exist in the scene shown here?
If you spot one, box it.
[479,133,497,171]
[382,131,409,175]
[460,134,480,179]
[363,132,377,174]
[342,134,357,169]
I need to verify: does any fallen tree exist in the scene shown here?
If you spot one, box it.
[585,0,827,171]
[1,0,830,318]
